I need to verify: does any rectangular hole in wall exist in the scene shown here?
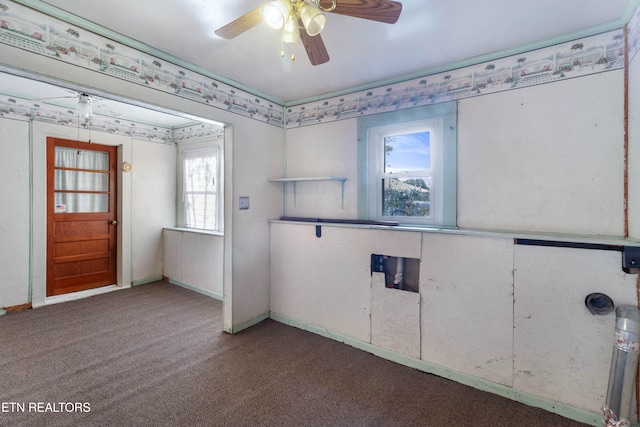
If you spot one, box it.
[371,254,420,293]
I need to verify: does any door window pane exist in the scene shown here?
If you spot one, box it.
[55,147,109,171]
[54,192,109,213]
[54,170,109,192]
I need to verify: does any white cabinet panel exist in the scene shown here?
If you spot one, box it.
[270,222,421,342]
[421,233,514,386]
[513,245,637,412]
[371,272,420,358]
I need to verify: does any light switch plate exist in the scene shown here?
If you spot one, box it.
[239,196,249,210]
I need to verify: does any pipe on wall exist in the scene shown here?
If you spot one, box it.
[603,305,640,426]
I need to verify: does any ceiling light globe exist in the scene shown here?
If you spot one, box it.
[262,1,289,29]
[282,16,300,44]
[299,4,325,36]
[77,95,92,119]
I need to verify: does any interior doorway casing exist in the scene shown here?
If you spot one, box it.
[31,122,134,307]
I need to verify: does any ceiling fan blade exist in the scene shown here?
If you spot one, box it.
[215,6,263,39]
[31,95,77,102]
[300,28,330,66]
[320,0,402,24]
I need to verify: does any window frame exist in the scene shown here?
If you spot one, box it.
[367,118,443,225]
[177,139,223,232]
[357,102,457,228]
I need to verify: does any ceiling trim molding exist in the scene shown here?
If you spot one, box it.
[286,19,628,107]
[622,0,640,23]
[10,0,286,106]
[5,0,639,118]
[284,28,626,129]
[1,0,285,127]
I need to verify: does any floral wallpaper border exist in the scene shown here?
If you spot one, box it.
[286,28,628,128]
[0,0,638,132]
[0,1,284,128]
[0,91,223,144]
[629,1,640,63]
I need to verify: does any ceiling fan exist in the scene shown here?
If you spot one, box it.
[215,0,403,65]
[32,91,121,120]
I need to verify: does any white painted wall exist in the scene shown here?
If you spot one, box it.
[0,118,31,308]
[270,222,422,342]
[275,68,636,420]
[0,42,284,333]
[457,71,625,236]
[163,229,223,299]
[270,222,637,415]
[629,50,640,239]
[513,245,636,411]
[132,139,176,283]
[229,119,284,330]
[281,119,357,218]
[31,122,136,306]
[420,233,514,387]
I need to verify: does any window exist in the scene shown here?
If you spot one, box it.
[358,102,457,227]
[179,145,221,231]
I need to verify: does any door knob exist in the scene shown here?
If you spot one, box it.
[110,220,118,225]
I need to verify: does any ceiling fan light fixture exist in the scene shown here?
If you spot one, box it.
[281,12,300,45]
[299,3,325,36]
[262,0,290,29]
[77,94,92,119]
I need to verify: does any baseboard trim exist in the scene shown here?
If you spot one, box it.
[166,278,223,301]
[40,285,121,307]
[226,313,270,334]
[269,311,602,427]
[132,275,164,286]
[2,302,33,313]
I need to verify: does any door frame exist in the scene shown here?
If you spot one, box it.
[31,123,133,306]
[46,137,118,297]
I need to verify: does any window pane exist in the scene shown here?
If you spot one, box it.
[55,170,109,192]
[54,192,109,213]
[185,156,216,193]
[184,193,217,230]
[183,149,218,231]
[384,131,430,173]
[382,177,430,217]
[55,147,109,171]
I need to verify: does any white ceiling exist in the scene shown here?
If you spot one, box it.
[0,0,635,126]
[36,0,632,103]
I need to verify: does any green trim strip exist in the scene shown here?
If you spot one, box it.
[167,278,223,301]
[227,313,270,335]
[28,120,33,304]
[0,309,6,316]
[132,275,163,286]
[269,311,602,427]
[622,0,640,23]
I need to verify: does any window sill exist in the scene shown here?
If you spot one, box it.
[163,227,224,237]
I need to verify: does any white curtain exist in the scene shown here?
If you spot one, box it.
[54,147,110,213]
[183,148,218,230]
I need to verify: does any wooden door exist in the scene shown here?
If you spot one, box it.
[46,138,118,297]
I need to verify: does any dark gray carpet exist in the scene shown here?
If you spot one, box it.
[0,281,588,426]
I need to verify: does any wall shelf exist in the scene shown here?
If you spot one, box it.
[268,177,347,209]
